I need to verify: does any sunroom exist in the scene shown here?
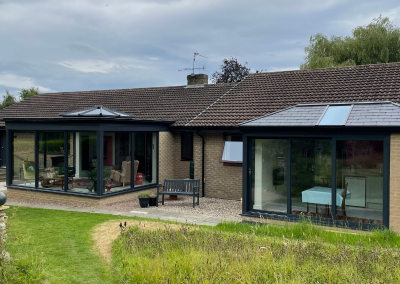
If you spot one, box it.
[240,102,398,230]
[4,106,172,199]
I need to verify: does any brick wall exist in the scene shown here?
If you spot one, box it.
[194,132,242,200]
[159,131,241,200]
[158,132,175,183]
[390,134,400,232]
[7,187,158,206]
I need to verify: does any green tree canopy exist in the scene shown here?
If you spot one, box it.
[301,16,400,70]
[19,87,40,100]
[0,90,16,110]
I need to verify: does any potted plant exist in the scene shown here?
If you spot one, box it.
[138,192,150,208]
[149,193,157,206]
[88,167,111,193]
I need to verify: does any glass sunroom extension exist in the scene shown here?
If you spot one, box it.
[5,106,171,197]
[241,102,394,229]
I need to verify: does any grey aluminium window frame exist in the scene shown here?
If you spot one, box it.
[242,132,390,229]
[5,119,168,197]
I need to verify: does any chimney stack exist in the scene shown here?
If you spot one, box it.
[187,74,208,86]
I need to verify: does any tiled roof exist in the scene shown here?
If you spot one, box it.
[241,102,400,127]
[241,105,327,126]
[186,62,400,127]
[2,62,400,129]
[0,83,235,127]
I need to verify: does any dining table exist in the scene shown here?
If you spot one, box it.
[301,186,351,215]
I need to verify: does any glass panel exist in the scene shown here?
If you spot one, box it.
[38,132,65,191]
[319,105,351,125]
[251,139,287,212]
[104,132,132,194]
[12,132,35,186]
[67,132,97,194]
[336,140,383,224]
[135,133,157,187]
[291,139,332,216]
[222,141,243,162]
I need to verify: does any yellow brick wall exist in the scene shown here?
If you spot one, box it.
[158,132,175,183]
[390,134,400,232]
[194,132,242,200]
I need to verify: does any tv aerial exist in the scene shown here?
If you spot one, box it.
[179,52,207,74]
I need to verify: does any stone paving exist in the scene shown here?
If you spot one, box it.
[6,200,237,227]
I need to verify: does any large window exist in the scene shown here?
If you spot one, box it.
[135,133,157,187]
[12,132,35,186]
[249,137,386,226]
[336,140,383,224]
[251,139,287,212]
[38,132,66,191]
[181,132,193,161]
[10,128,159,195]
[105,132,132,193]
[291,139,332,215]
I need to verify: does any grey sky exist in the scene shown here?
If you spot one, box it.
[0,0,399,98]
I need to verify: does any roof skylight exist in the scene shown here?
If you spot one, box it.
[60,106,134,118]
[318,105,351,125]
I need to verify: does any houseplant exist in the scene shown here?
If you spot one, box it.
[138,192,150,208]
[88,167,111,193]
[149,193,157,206]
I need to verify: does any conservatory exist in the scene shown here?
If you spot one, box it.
[240,102,393,229]
[5,106,172,198]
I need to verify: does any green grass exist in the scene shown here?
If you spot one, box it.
[113,224,400,283]
[215,219,400,248]
[5,206,400,283]
[4,206,165,284]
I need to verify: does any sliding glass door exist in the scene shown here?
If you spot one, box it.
[248,135,387,226]
[250,139,287,212]
[291,139,332,215]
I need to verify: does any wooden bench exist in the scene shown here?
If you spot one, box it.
[157,179,200,208]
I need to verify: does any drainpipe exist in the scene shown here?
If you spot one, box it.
[195,132,205,197]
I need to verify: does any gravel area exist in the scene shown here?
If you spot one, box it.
[8,196,242,221]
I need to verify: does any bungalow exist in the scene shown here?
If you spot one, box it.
[1,63,400,231]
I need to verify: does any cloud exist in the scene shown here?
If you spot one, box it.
[58,60,119,74]
[0,0,399,93]
[0,74,53,92]
[58,58,153,73]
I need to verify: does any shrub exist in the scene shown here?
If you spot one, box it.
[138,193,150,198]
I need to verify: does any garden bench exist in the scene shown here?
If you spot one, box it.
[157,179,200,208]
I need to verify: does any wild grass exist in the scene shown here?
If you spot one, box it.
[113,223,400,283]
[215,217,400,248]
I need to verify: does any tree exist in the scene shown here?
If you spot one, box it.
[0,90,16,110]
[212,57,251,83]
[301,16,400,70]
[19,87,40,100]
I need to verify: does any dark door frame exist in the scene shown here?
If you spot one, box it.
[242,132,390,228]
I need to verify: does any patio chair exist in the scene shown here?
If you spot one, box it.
[22,161,35,185]
[110,160,139,187]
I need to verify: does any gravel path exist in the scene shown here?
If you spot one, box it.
[8,196,242,221]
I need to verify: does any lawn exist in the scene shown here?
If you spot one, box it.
[4,206,164,284]
[4,206,400,283]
